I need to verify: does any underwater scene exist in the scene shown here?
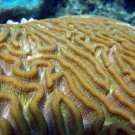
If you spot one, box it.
[0,0,135,135]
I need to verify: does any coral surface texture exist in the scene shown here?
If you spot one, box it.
[0,15,135,135]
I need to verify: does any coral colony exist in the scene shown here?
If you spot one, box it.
[0,15,135,135]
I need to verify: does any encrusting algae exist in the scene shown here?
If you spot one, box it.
[0,15,135,135]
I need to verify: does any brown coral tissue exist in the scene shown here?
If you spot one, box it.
[0,15,135,135]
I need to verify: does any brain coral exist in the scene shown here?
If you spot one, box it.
[0,15,135,135]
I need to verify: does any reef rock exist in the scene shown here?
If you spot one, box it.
[0,0,53,23]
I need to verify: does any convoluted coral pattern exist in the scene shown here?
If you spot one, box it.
[0,15,135,135]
